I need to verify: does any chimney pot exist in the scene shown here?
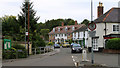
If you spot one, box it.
[98,2,104,17]
[75,20,78,25]
[62,22,64,26]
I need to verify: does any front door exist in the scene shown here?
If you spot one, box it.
[92,38,98,51]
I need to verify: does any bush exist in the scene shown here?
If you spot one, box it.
[3,44,27,59]
[32,35,46,48]
[106,38,120,50]
[47,42,54,46]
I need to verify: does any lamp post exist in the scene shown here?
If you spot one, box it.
[91,0,94,64]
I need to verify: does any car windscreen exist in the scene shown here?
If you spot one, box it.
[73,44,81,47]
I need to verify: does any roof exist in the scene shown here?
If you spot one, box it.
[73,25,87,32]
[94,8,120,23]
[49,24,85,35]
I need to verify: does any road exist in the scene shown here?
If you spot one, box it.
[2,47,120,67]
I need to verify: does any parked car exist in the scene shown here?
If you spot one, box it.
[62,42,70,48]
[71,44,82,53]
[70,43,75,48]
[54,44,60,48]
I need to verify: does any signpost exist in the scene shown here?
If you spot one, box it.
[4,39,11,49]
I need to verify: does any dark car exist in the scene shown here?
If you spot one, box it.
[71,44,82,53]
[54,44,60,48]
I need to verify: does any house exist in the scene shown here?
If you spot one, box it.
[88,2,120,52]
[72,25,88,47]
[48,21,86,44]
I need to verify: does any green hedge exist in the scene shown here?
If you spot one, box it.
[106,38,120,50]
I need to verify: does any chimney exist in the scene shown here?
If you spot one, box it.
[75,20,78,25]
[62,22,64,26]
[98,2,104,17]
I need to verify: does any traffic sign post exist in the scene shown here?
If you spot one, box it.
[88,21,96,64]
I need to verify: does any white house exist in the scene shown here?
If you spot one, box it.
[88,2,120,52]
[72,25,88,47]
[49,21,85,44]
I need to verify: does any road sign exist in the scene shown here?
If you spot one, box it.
[26,32,28,36]
[88,22,96,31]
[4,39,11,49]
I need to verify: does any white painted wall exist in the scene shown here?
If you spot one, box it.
[87,23,120,50]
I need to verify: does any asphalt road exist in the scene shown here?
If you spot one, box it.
[2,47,120,67]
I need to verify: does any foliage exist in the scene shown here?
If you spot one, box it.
[47,42,54,46]
[105,38,120,50]
[12,44,25,49]
[40,29,50,40]
[1,15,20,37]
[81,19,89,26]
[32,34,46,48]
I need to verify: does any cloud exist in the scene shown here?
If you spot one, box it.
[0,0,119,23]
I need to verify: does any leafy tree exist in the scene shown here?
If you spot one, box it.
[40,29,50,40]
[1,15,20,40]
[81,19,89,26]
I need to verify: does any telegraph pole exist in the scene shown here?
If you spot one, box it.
[91,0,94,64]
[27,0,30,56]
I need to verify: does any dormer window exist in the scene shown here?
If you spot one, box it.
[65,27,68,31]
[53,28,55,32]
[72,26,75,30]
[58,28,60,32]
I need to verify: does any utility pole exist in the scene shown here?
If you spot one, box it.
[25,2,27,56]
[27,0,30,56]
[91,0,94,64]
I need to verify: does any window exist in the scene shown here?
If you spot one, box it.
[53,28,55,32]
[72,26,75,30]
[113,25,119,31]
[65,27,68,31]
[65,34,67,36]
[56,34,57,37]
[92,38,98,51]
[58,28,60,32]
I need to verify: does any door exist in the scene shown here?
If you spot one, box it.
[92,38,98,51]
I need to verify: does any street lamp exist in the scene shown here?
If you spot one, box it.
[91,0,94,64]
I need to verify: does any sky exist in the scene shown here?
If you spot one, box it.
[0,0,120,23]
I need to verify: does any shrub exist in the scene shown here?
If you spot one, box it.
[106,38,120,50]
[47,42,54,46]
[3,44,27,59]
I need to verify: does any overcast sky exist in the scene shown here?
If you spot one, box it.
[0,0,120,23]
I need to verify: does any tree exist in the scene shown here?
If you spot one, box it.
[1,15,20,40]
[81,19,89,26]
[40,29,50,40]
[18,0,40,42]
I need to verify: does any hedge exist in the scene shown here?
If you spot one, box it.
[105,38,120,50]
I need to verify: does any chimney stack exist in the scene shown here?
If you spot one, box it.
[75,20,78,25]
[62,22,64,26]
[98,2,104,17]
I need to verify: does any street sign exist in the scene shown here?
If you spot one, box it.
[26,32,28,36]
[88,22,96,31]
[88,31,96,37]
[4,39,11,49]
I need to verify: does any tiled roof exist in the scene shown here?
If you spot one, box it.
[73,25,87,32]
[94,8,120,23]
[49,24,85,35]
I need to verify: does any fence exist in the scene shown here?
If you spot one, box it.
[32,46,54,55]
[3,46,54,59]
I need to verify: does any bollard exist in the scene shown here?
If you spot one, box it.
[82,49,88,62]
